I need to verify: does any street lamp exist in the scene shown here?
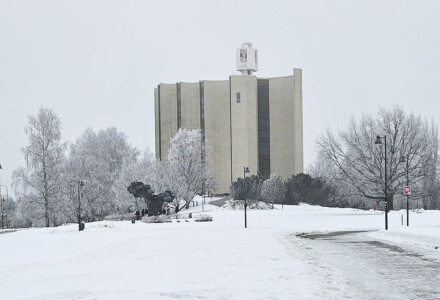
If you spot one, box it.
[78,181,85,231]
[1,185,8,229]
[400,155,410,226]
[375,135,388,230]
[243,167,250,228]
[0,163,3,229]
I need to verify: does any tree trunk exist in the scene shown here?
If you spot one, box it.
[386,194,394,212]
[45,195,50,227]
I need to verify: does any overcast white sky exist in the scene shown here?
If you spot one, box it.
[1,0,439,192]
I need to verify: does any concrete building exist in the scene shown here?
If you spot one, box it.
[154,43,303,193]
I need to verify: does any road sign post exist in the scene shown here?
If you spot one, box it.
[404,185,411,227]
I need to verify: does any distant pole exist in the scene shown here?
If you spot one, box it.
[243,167,250,228]
[375,135,388,230]
[385,135,388,230]
[400,155,410,226]
[1,185,8,229]
[244,168,247,228]
[202,181,205,212]
[406,156,409,226]
[0,163,3,229]
[78,181,84,231]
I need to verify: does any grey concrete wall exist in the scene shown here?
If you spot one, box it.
[269,75,296,180]
[204,80,231,194]
[293,68,304,175]
[230,75,258,181]
[268,71,304,179]
[154,87,160,160]
[154,70,303,193]
[181,82,200,130]
[159,83,178,161]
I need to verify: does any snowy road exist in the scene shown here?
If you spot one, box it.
[292,231,440,299]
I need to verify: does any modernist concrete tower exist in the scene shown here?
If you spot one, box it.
[154,43,303,194]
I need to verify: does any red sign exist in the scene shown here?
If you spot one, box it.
[404,186,411,195]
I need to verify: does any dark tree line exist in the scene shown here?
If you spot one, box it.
[230,173,340,207]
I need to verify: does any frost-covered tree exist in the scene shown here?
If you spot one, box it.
[418,122,440,209]
[261,173,286,208]
[66,127,138,220]
[113,148,156,212]
[57,153,88,224]
[317,106,439,210]
[205,176,219,196]
[167,129,211,211]
[12,107,66,227]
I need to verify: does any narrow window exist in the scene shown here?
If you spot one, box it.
[236,92,241,103]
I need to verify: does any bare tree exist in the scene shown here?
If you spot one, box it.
[12,107,66,227]
[317,106,438,210]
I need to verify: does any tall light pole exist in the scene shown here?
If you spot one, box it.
[1,185,8,229]
[375,135,388,230]
[243,167,250,228]
[0,163,3,229]
[400,155,410,226]
[202,179,205,212]
[78,181,84,231]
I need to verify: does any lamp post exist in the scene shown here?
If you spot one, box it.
[375,135,388,230]
[400,155,410,226]
[0,163,3,229]
[243,167,250,228]
[78,181,84,231]
[1,185,8,229]
[202,179,205,212]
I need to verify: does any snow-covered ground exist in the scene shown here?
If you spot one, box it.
[1,197,439,299]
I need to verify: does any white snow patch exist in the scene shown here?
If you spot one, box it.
[1,203,439,299]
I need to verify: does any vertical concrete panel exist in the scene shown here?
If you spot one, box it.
[154,88,160,160]
[204,80,231,193]
[293,68,304,174]
[159,83,178,161]
[230,75,258,181]
[181,82,200,130]
[269,76,296,179]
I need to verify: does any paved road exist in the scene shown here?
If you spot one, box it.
[294,231,440,299]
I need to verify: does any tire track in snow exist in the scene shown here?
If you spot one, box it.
[290,231,440,299]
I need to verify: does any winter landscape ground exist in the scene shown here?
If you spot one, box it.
[1,197,440,300]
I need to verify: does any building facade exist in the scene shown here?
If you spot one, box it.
[154,43,303,194]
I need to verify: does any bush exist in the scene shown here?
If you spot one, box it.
[171,213,188,220]
[230,174,265,200]
[103,213,133,221]
[284,173,339,206]
[142,215,172,223]
[195,214,213,222]
[261,174,285,206]
[221,200,271,210]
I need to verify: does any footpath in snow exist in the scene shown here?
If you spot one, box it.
[0,197,439,299]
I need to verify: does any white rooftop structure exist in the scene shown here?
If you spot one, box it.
[236,42,258,75]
